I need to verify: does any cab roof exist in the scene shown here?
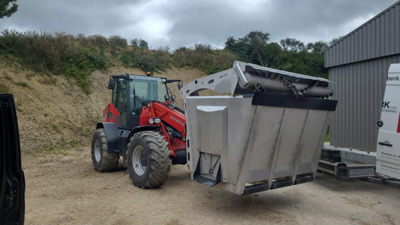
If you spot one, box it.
[110,74,167,82]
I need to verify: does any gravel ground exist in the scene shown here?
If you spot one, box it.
[23,147,400,225]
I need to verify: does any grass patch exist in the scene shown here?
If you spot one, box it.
[38,75,57,85]
[325,128,330,142]
[0,83,9,93]
[25,146,69,156]
[16,81,28,87]
[47,147,70,156]
[25,72,36,80]
[68,139,82,148]
[74,126,93,138]
[25,137,83,156]
[51,124,62,134]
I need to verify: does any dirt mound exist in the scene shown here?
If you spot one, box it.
[0,58,206,152]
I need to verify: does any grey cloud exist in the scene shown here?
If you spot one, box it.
[163,0,397,48]
[0,0,397,49]
[1,0,142,36]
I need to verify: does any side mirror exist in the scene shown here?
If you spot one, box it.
[177,83,182,90]
[108,78,115,89]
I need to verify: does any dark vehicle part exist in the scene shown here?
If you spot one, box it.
[0,94,25,225]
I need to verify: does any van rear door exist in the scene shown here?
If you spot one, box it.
[376,64,400,179]
[0,94,25,224]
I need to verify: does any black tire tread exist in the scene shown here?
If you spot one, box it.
[91,128,119,172]
[127,131,171,188]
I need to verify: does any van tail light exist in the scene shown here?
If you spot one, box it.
[397,113,400,133]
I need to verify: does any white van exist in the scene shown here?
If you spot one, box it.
[376,64,400,179]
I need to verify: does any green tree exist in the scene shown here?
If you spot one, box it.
[262,42,282,68]
[280,38,305,52]
[0,0,18,18]
[225,32,329,77]
[306,41,328,53]
[225,36,249,61]
[244,31,270,65]
[139,40,148,49]
[225,31,270,65]
[130,38,148,50]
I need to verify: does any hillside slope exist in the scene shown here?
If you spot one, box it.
[0,57,206,152]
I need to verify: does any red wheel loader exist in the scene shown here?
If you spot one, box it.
[92,61,337,195]
[92,75,186,188]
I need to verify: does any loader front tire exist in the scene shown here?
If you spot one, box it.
[127,131,171,188]
[91,128,119,172]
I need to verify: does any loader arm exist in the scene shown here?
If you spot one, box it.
[179,68,235,98]
[180,61,333,99]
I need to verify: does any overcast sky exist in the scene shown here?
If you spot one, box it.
[0,0,397,49]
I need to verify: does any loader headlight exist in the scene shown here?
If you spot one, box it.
[149,118,154,124]
[149,117,161,124]
[154,118,161,124]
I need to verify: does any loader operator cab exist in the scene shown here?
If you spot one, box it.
[108,74,169,129]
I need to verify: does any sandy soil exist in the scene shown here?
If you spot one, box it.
[23,148,400,225]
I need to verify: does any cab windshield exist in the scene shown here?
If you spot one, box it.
[130,76,168,102]
[129,76,168,115]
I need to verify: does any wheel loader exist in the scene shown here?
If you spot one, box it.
[91,61,337,195]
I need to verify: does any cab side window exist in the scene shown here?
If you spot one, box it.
[112,79,128,127]
[112,80,118,106]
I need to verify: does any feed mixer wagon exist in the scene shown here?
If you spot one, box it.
[180,61,337,194]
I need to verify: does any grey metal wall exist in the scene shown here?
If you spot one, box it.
[330,55,400,151]
[325,2,400,68]
[325,1,400,151]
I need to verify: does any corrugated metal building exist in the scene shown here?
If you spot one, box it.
[324,1,400,152]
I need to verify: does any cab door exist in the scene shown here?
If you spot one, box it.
[112,78,128,128]
[127,78,150,129]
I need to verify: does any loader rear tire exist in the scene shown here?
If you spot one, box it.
[127,131,171,188]
[91,128,119,172]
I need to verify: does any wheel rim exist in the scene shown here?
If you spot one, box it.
[94,139,101,162]
[132,145,147,176]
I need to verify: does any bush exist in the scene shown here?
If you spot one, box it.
[0,29,242,93]
[80,34,109,50]
[0,30,109,93]
[120,47,172,73]
[61,45,108,93]
[172,44,237,74]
